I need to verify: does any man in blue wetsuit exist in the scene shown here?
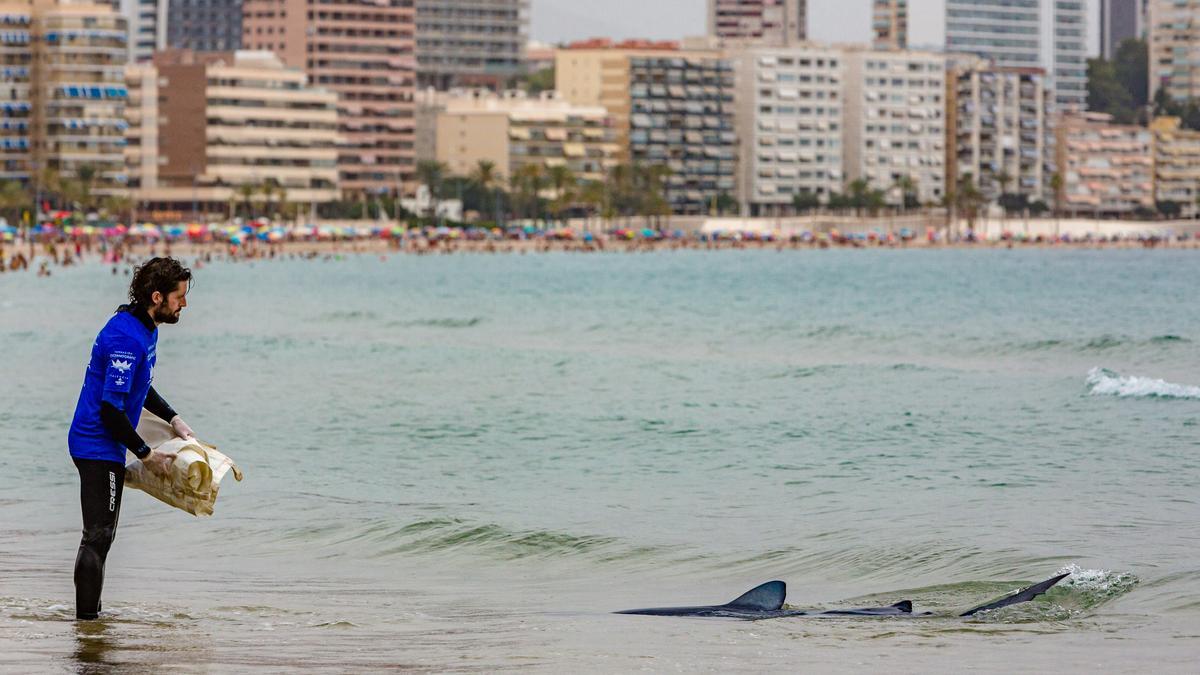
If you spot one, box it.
[68,257,195,620]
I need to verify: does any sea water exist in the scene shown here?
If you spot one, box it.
[1,248,1197,671]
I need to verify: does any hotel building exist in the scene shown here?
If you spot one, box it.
[555,39,718,160]
[167,0,242,52]
[415,0,528,90]
[944,0,1087,110]
[430,89,617,185]
[843,47,946,205]
[872,0,906,51]
[948,62,1052,202]
[1150,116,1200,217]
[628,55,736,214]
[125,49,339,220]
[732,45,843,215]
[1148,0,1200,102]
[1056,112,1153,216]
[33,0,129,200]
[241,0,416,196]
[707,0,805,45]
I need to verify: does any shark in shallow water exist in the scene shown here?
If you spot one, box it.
[615,572,1070,620]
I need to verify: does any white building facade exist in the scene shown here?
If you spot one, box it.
[843,47,946,206]
[733,45,844,216]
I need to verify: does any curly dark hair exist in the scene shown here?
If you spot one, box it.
[129,257,193,307]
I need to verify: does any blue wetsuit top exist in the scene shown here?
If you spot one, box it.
[69,305,176,464]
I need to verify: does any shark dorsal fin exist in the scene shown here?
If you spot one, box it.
[891,600,913,613]
[959,572,1071,617]
[725,580,786,611]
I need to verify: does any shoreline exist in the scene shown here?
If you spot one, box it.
[3,234,1199,274]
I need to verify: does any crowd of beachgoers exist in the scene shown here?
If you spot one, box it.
[1,223,1194,276]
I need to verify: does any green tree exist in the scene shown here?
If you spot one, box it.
[0,180,28,225]
[1114,38,1148,109]
[75,165,98,213]
[102,194,133,224]
[1087,57,1136,123]
[1049,172,1064,217]
[522,67,555,95]
[1156,200,1182,218]
[546,164,576,222]
[954,173,986,227]
[415,160,448,219]
[237,183,256,219]
[469,159,502,223]
[713,191,738,215]
[847,178,871,216]
[792,190,820,214]
[893,175,918,212]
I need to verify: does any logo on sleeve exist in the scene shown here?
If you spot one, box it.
[110,359,132,386]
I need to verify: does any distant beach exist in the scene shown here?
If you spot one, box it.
[4,226,1199,277]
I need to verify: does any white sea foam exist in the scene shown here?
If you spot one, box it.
[1086,367,1200,399]
[1057,564,1139,594]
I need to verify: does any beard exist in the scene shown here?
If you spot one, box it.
[151,305,181,324]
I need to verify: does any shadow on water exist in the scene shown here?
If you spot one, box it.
[72,620,117,673]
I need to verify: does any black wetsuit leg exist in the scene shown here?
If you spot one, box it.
[73,457,125,620]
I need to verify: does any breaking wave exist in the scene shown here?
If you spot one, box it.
[1086,367,1200,400]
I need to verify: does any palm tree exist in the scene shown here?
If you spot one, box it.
[75,164,98,214]
[892,174,917,215]
[513,163,544,223]
[847,178,871,216]
[0,180,28,226]
[1049,172,1064,218]
[578,180,607,232]
[237,183,256,219]
[607,163,635,223]
[638,164,673,225]
[955,173,986,233]
[102,194,133,225]
[546,164,576,223]
[415,160,448,220]
[469,159,502,224]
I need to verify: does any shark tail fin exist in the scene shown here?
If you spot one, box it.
[959,572,1070,617]
[725,580,787,611]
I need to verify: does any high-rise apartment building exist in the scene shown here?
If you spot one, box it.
[707,0,805,45]
[555,40,718,160]
[1150,116,1200,217]
[843,47,945,205]
[429,89,617,185]
[732,46,843,215]
[947,62,1051,203]
[415,0,528,90]
[1148,0,1200,102]
[1100,0,1144,60]
[125,50,339,220]
[242,0,416,196]
[33,1,129,200]
[872,0,906,50]
[1056,112,1153,216]
[0,7,33,184]
[1048,0,1088,109]
[944,0,1087,110]
[167,0,243,52]
[628,56,736,215]
[118,0,166,63]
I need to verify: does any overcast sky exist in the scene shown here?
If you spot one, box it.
[531,0,1100,56]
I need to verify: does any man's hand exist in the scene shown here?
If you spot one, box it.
[143,450,176,478]
[170,415,195,440]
